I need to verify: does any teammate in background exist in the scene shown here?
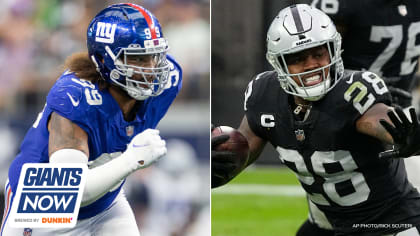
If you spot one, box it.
[212,4,420,235]
[309,0,420,108]
[1,3,182,236]
[296,1,420,234]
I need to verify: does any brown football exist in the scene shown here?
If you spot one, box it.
[211,126,250,172]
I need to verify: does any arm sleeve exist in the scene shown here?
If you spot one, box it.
[50,149,137,207]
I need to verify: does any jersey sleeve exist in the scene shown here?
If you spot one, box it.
[244,72,276,140]
[333,71,392,126]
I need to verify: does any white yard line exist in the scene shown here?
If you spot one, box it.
[212,184,305,196]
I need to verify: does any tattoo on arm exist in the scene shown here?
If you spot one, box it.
[357,120,393,144]
[48,112,89,157]
[356,103,394,144]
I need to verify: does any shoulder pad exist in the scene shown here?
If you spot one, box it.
[47,72,103,120]
[244,71,282,139]
[244,71,278,111]
[332,70,391,115]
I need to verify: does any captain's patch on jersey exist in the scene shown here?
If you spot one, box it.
[9,163,87,228]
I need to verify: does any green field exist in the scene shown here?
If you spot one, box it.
[211,166,308,236]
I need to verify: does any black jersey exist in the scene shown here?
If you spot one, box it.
[310,0,420,80]
[244,71,420,235]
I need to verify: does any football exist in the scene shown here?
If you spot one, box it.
[211,126,250,187]
[211,126,249,158]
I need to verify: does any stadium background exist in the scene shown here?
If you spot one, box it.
[0,0,210,235]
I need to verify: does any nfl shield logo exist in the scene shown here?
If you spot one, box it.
[126,125,134,137]
[295,129,305,141]
[23,228,32,236]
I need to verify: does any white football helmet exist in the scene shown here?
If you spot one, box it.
[266,4,344,101]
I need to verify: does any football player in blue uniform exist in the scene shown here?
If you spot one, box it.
[1,3,182,236]
[212,4,420,235]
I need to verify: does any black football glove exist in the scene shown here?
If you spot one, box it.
[211,124,238,188]
[379,107,420,159]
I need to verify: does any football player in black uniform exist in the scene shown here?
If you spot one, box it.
[212,4,420,236]
[295,1,420,234]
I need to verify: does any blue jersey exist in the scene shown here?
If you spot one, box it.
[7,55,182,219]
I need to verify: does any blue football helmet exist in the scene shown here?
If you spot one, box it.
[87,3,170,100]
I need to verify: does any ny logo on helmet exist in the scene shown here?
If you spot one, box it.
[95,22,117,44]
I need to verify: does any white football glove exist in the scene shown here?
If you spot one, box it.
[121,128,167,172]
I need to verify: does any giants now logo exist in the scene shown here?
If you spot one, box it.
[9,163,87,228]
[95,22,117,43]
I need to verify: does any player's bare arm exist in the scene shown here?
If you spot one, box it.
[48,112,89,157]
[355,103,394,144]
[237,116,267,166]
[357,103,420,158]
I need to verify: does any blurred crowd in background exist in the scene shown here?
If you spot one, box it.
[0,0,210,235]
